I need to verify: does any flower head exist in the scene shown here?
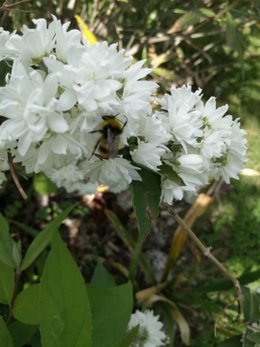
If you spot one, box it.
[128,310,166,347]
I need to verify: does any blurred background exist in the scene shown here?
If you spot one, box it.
[0,1,260,346]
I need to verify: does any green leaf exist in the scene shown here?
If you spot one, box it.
[157,305,176,345]
[9,321,37,347]
[178,11,202,29]
[225,12,246,59]
[91,261,116,288]
[199,7,215,17]
[21,205,75,270]
[115,326,139,347]
[13,285,40,325]
[0,214,15,269]
[242,286,260,323]
[0,316,13,347]
[159,163,182,184]
[130,169,161,278]
[33,173,57,195]
[154,297,190,346]
[105,209,156,283]
[0,260,15,305]
[217,335,242,346]
[131,168,161,238]
[39,232,92,347]
[105,209,134,249]
[87,282,133,347]
[195,269,260,292]
[247,332,260,343]
[12,241,22,270]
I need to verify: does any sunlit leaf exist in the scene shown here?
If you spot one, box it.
[199,8,215,17]
[33,173,57,195]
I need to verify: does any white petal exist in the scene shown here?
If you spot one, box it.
[47,113,68,133]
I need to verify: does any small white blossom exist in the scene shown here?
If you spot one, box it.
[196,97,233,159]
[159,85,203,150]
[0,27,11,60]
[211,119,247,183]
[82,157,141,193]
[131,141,166,172]
[128,310,166,347]
[0,148,8,189]
[5,18,56,64]
[161,178,184,203]
[47,163,97,194]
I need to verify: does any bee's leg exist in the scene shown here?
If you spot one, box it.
[87,128,102,159]
[88,138,100,160]
[122,115,128,128]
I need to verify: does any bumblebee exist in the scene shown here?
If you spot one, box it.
[91,115,127,159]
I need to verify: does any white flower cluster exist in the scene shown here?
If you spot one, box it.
[128,309,166,347]
[0,17,247,202]
[158,85,247,203]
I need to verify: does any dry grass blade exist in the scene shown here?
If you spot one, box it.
[148,294,190,346]
[0,0,31,11]
[135,282,167,303]
[162,192,213,281]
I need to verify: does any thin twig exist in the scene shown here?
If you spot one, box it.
[168,207,242,314]
[0,0,31,10]
[7,151,27,200]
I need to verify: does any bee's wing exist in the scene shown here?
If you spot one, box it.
[107,127,120,158]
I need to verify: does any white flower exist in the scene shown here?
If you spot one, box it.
[131,141,166,171]
[161,178,184,203]
[46,163,97,194]
[6,18,56,64]
[0,61,68,156]
[128,310,166,347]
[159,85,203,150]
[211,119,247,183]
[0,148,8,188]
[196,97,233,159]
[52,18,82,62]
[82,157,141,193]
[0,17,248,198]
[136,113,171,145]
[0,27,11,60]
[120,60,157,120]
[177,153,208,187]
